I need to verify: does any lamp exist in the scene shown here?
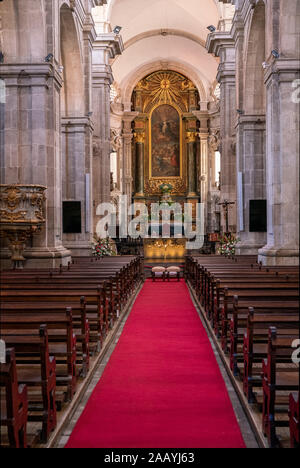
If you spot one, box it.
[113,26,122,35]
[271,50,280,59]
[207,25,216,33]
[45,53,54,62]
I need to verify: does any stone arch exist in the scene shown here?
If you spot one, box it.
[0,0,46,63]
[60,3,85,116]
[121,60,208,111]
[244,1,266,114]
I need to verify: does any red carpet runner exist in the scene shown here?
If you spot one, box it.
[66,280,245,448]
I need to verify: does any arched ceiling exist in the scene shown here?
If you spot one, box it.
[110,0,220,44]
[104,0,224,101]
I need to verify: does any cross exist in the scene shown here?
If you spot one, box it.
[217,200,236,234]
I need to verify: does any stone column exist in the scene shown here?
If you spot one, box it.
[122,112,139,205]
[0,63,71,268]
[134,132,145,198]
[92,33,123,231]
[207,32,237,233]
[258,58,300,265]
[186,132,197,197]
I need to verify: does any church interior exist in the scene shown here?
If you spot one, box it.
[0,0,299,450]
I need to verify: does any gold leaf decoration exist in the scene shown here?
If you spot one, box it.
[145,178,186,196]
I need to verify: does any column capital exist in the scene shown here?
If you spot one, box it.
[123,111,139,123]
[186,131,197,144]
[134,132,146,144]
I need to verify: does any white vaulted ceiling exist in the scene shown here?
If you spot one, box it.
[106,0,224,101]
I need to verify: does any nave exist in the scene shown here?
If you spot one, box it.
[1,255,299,449]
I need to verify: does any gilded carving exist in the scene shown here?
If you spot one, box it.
[134,132,146,144]
[0,210,28,223]
[133,70,199,198]
[145,178,186,196]
[135,71,191,114]
[186,131,197,143]
[0,185,47,268]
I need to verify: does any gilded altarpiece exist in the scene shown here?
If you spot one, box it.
[132,71,200,200]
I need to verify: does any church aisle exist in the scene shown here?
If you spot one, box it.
[65,280,246,448]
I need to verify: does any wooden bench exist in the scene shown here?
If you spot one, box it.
[0,348,28,448]
[229,298,299,375]
[220,290,299,352]
[1,325,56,443]
[243,309,299,402]
[1,308,77,402]
[1,299,89,377]
[262,327,299,448]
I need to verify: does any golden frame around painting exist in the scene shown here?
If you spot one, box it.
[148,101,183,181]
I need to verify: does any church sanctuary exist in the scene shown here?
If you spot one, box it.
[0,0,299,451]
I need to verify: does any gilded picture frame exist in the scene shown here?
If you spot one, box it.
[149,102,183,180]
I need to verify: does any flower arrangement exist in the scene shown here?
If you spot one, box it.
[218,234,240,257]
[92,237,116,258]
[159,183,173,194]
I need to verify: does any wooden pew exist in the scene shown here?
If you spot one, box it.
[262,327,299,448]
[289,392,299,448]
[229,298,299,375]
[220,290,299,352]
[1,325,56,443]
[1,300,89,378]
[243,308,299,402]
[1,308,77,402]
[0,289,104,353]
[0,348,28,448]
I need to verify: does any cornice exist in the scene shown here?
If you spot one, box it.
[94,33,124,57]
[206,31,235,57]
[264,58,300,84]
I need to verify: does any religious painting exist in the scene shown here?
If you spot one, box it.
[150,104,181,178]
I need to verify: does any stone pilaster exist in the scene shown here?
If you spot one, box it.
[92,33,123,230]
[206,32,237,233]
[258,59,300,265]
[235,116,267,255]
[61,117,94,256]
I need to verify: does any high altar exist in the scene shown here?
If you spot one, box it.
[131,70,202,260]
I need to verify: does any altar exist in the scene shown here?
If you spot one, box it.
[144,238,186,260]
